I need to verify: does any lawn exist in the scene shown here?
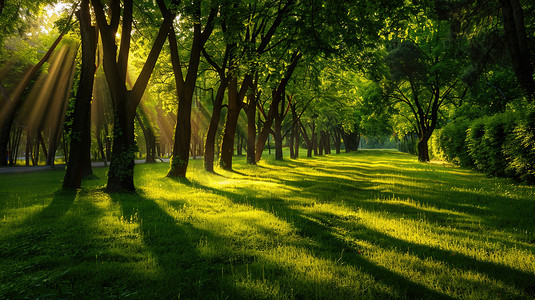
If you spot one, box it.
[1,150,534,299]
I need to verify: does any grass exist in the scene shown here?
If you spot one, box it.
[1,149,534,299]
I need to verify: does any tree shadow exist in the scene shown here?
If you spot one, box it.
[184,180,455,299]
[109,191,240,298]
[311,210,535,297]
[0,190,84,298]
[248,156,535,245]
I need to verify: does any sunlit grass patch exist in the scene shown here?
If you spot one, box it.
[1,150,534,298]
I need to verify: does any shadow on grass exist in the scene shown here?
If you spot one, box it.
[264,155,535,242]
[311,210,535,296]
[185,181,454,299]
[0,190,82,298]
[110,190,237,298]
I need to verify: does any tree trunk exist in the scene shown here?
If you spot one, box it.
[294,128,299,158]
[289,129,294,158]
[135,111,156,163]
[290,104,299,159]
[167,6,216,177]
[246,81,257,165]
[8,125,22,165]
[204,78,227,172]
[300,122,312,157]
[255,53,301,162]
[325,131,331,154]
[274,116,283,160]
[106,101,137,191]
[417,137,430,162]
[25,133,31,166]
[167,30,197,177]
[500,0,535,99]
[220,76,241,170]
[91,0,173,191]
[0,109,16,166]
[255,89,279,162]
[309,123,318,156]
[318,132,324,156]
[333,129,341,154]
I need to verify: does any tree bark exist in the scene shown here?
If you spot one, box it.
[8,125,22,165]
[274,114,283,160]
[300,122,312,157]
[219,64,252,170]
[500,0,535,99]
[246,76,258,164]
[220,76,248,170]
[333,127,341,154]
[417,136,430,162]
[309,123,318,156]
[204,78,228,172]
[290,104,299,159]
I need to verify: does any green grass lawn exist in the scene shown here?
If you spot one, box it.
[1,149,534,299]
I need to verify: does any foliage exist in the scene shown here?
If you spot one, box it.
[436,119,473,167]
[437,105,535,183]
[504,105,535,183]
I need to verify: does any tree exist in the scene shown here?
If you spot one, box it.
[202,42,231,172]
[91,0,173,191]
[63,0,97,189]
[217,0,297,170]
[164,1,217,177]
[255,51,302,162]
[380,15,468,161]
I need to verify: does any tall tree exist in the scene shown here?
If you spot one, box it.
[202,43,231,172]
[255,51,301,162]
[382,20,467,161]
[166,0,217,178]
[219,0,296,170]
[63,0,98,189]
[91,0,174,191]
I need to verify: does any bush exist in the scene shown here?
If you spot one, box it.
[438,120,473,167]
[504,106,535,183]
[466,119,487,171]
[480,112,516,177]
[429,132,445,160]
[437,105,535,184]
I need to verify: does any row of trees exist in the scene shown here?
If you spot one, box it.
[1,0,405,191]
[1,0,533,190]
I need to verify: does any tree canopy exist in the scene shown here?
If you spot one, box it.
[0,0,533,187]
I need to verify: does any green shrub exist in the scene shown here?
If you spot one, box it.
[504,106,535,183]
[438,120,473,167]
[436,106,534,184]
[481,112,516,177]
[466,119,488,171]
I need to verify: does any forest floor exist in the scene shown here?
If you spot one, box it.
[1,149,534,299]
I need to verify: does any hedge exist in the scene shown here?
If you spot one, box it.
[435,105,535,184]
[435,119,473,167]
